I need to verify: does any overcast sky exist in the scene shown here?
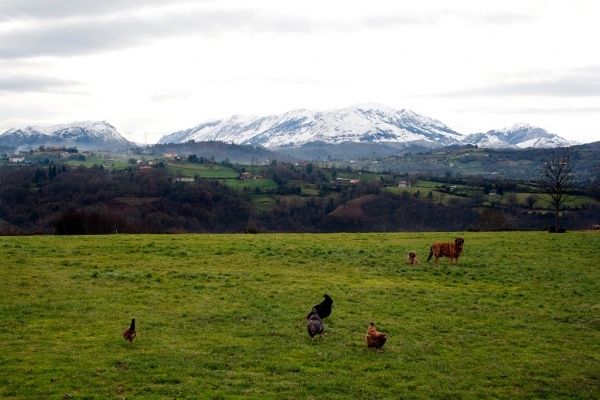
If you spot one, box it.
[1,0,599,144]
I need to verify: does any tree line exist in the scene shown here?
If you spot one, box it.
[0,157,599,235]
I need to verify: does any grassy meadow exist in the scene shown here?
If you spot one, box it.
[1,231,599,399]
[167,164,239,179]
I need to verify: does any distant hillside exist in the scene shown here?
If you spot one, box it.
[279,141,410,160]
[334,145,600,181]
[0,145,16,155]
[576,141,600,151]
[147,141,295,163]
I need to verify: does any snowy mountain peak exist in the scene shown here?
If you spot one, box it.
[159,104,464,149]
[0,121,130,150]
[497,122,540,133]
[352,102,397,113]
[502,122,535,132]
[462,123,572,149]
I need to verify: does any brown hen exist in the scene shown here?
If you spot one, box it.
[366,322,386,349]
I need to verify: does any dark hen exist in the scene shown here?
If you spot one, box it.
[305,294,333,320]
[366,322,386,349]
[122,318,137,346]
[306,308,324,342]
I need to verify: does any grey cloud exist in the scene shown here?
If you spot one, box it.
[0,0,198,21]
[0,74,85,93]
[359,10,535,28]
[0,4,541,60]
[455,106,600,115]
[441,67,600,98]
[498,107,600,115]
[0,9,326,59]
[360,9,535,28]
[359,14,429,28]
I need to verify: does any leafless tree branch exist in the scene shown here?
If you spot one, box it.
[538,146,580,231]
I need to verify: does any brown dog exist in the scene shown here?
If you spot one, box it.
[427,237,464,265]
[407,251,421,265]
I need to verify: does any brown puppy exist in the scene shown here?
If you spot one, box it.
[427,237,464,265]
[407,251,421,265]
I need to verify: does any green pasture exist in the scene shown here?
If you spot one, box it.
[532,194,600,209]
[385,186,468,205]
[412,180,439,188]
[292,181,321,196]
[167,163,239,179]
[251,194,277,211]
[63,157,130,170]
[1,232,600,399]
[226,178,279,192]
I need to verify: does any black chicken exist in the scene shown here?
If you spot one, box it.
[306,308,324,342]
[305,294,333,320]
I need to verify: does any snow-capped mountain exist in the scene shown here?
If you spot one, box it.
[0,121,131,150]
[461,123,571,149]
[159,104,465,149]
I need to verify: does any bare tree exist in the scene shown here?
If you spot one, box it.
[539,147,580,232]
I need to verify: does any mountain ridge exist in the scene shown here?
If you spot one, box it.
[159,104,465,149]
[462,123,571,149]
[0,121,131,150]
[159,104,572,150]
[0,105,575,153]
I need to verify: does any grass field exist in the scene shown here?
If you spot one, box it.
[64,157,130,170]
[226,178,279,193]
[1,232,599,399]
[167,163,239,178]
[251,194,277,211]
